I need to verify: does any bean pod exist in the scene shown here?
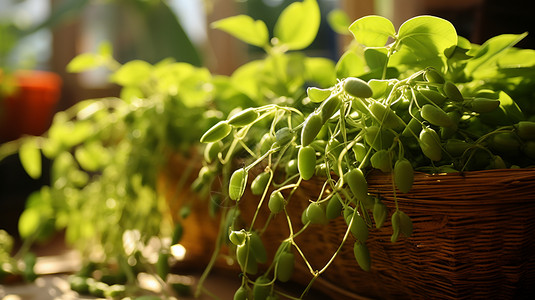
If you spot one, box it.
[200,121,231,143]
[344,77,373,98]
[298,146,316,180]
[301,113,323,146]
[229,168,247,201]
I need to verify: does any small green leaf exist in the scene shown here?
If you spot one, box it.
[307,87,331,103]
[497,91,524,122]
[397,16,457,58]
[19,139,42,179]
[479,91,525,126]
[110,60,153,86]
[51,152,76,184]
[349,15,395,47]
[49,121,93,148]
[66,53,100,73]
[211,15,269,48]
[364,47,388,71]
[75,146,97,172]
[75,142,109,172]
[390,46,447,71]
[368,79,392,99]
[18,208,41,239]
[327,9,351,35]
[231,60,264,100]
[274,0,320,50]
[335,51,366,78]
[177,68,212,107]
[119,86,144,102]
[447,36,473,60]
[304,57,336,87]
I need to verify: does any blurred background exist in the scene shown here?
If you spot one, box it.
[0,0,533,296]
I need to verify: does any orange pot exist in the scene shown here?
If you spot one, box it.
[0,70,62,142]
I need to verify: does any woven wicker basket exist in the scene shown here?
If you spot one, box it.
[238,168,535,299]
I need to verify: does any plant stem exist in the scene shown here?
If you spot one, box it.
[194,206,228,297]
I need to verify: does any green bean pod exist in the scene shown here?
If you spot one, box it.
[394,158,414,193]
[228,108,259,127]
[298,145,316,180]
[344,168,368,203]
[421,104,455,128]
[301,113,323,146]
[419,127,442,161]
[276,251,295,283]
[343,77,373,98]
[200,121,231,143]
[353,242,371,271]
[229,168,247,201]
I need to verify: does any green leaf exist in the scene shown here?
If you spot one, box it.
[349,15,395,47]
[75,141,109,172]
[465,33,528,77]
[304,57,336,87]
[274,0,320,50]
[368,79,392,98]
[447,36,473,61]
[176,68,212,107]
[307,87,331,103]
[231,60,265,101]
[66,53,100,73]
[154,62,212,107]
[19,139,42,179]
[364,47,388,71]
[497,48,535,69]
[390,46,446,71]
[397,16,457,58]
[120,86,144,103]
[18,208,41,239]
[335,51,366,78]
[74,147,95,172]
[327,9,351,35]
[110,60,153,87]
[211,15,269,48]
[49,120,93,148]
[497,91,524,123]
[263,53,307,96]
[52,152,76,185]
[478,94,523,126]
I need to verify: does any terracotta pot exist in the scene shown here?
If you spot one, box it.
[0,70,62,142]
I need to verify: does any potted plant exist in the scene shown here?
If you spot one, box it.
[0,17,62,142]
[198,5,535,300]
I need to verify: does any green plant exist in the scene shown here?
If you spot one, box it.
[0,1,337,297]
[199,10,535,300]
[1,42,219,296]
[1,42,217,296]
[2,0,534,298]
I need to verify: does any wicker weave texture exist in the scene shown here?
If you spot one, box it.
[241,168,535,299]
